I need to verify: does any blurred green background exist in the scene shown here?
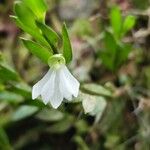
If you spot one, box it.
[0,0,150,150]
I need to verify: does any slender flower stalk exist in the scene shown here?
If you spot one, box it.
[32,54,80,108]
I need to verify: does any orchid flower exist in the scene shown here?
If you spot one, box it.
[32,54,80,109]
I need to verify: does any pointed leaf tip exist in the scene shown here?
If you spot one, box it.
[62,23,73,64]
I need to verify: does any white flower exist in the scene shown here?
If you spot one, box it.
[32,64,80,109]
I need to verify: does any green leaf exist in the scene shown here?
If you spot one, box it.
[122,15,136,35]
[21,38,52,63]
[0,91,23,103]
[36,21,59,45]
[100,51,114,71]
[104,31,117,52]
[82,83,112,97]
[10,16,49,47]
[12,105,39,121]
[0,61,19,82]
[100,31,132,71]
[62,23,72,64]
[110,6,122,38]
[100,31,130,71]
[10,82,31,97]
[14,1,36,29]
[36,109,64,122]
[23,0,47,22]
[116,43,132,67]
[100,31,117,71]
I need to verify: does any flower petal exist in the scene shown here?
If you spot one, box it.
[50,70,63,108]
[62,65,80,97]
[41,70,56,104]
[32,69,52,99]
[50,91,63,109]
[59,67,73,101]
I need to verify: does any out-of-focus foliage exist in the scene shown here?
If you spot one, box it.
[0,0,150,150]
[99,6,136,71]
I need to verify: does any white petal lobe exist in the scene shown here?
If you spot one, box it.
[32,69,52,99]
[59,67,73,100]
[41,71,56,104]
[50,70,63,108]
[63,66,80,97]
